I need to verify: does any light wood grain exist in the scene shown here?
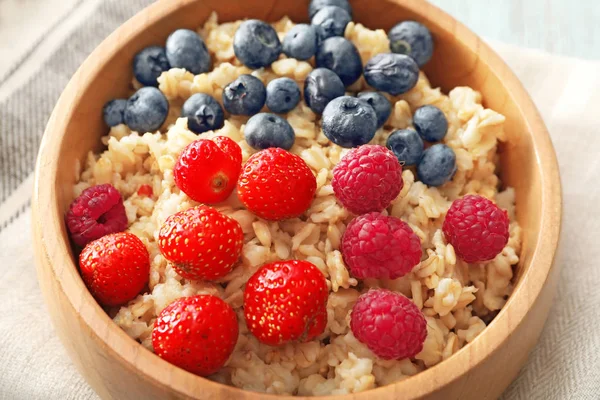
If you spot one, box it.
[31,0,562,399]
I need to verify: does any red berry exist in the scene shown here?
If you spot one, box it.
[66,184,128,247]
[238,148,316,221]
[244,260,328,346]
[158,206,243,280]
[350,289,426,360]
[342,212,421,279]
[137,184,154,197]
[332,145,403,215]
[152,295,238,376]
[174,136,242,204]
[79,232,150,306]
[442,194,509,263]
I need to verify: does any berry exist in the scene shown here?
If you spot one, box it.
[364,53,419,96]
[124,87,169,133]
[174,137,242,204]
[165,29,211,74]
[322,96,378,148]
[223,74,266,116]
[66,184,128,247]
[181,93,225,134]
[386,128,424,166]
[315,37,362,86]
[342,212,421,279]
[332,145,403,214]
[244,260,328,346]
[238,148,316,221]
[304,68,345,114]
[442,195,510,263]
[132,46,170,87]
[413,105,448,142]
[103,99,127,127]
[79,232,150,306]
[244,113,295,150]
[152,295,238,376]
[309,0,352,18]
[311,6,351,40]
[357,92,392,128]
[388,21,434,67]
[266,77,301,114]
[137,184,154,197]
[282,24,319,61]
[158,206,243,280]
[350,289,427,360]
[416,143,456,187]
[234,20,282,69]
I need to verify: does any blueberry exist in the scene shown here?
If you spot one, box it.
[124,87,169,133]
[413,105,448,142]
[282,24,319,61]
[266,78,301,114]
[244,113,295,150]
[357,92,392,128]
[388,21,434,67]
[315,37,362,87]
[165,29,211,74]
[132,46,170,87]
[417,144,457,186]
[223,74,266,116]
[322,96,378,148]
[103,99,127,127]
[386,129,424,165]
[181,93,225,134]
[364,53,419,95]
[234,20,282,69]
[309,0,352,18]
[311,6,351,40]
[304,68,345,114]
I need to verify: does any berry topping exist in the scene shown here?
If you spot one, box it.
[357,91,392,128]
[342,212,421,279]
[304,68,345,114]
[413,105,448,142]
[386,128,424,166]
[244,260,328,346]
[322,96,378,148]
[282,24,320,61]
[364,53,419,95]
[234,20,282,69]
[133,45,170,87]
[158,206,243,280]
[309,0,352,18]
[174,136,242,204]
[102,99,127,127]
[152,295,238,376]
[315,37,363,86]
[416,143,456,187]
[79,232,150,306]
[66,184,128,247]
[388,21,434,67]
[181,93,225,134]
[350,289,427,360]
[223,74,266,116]
[311,6,351,40]
[124,87,169,133]
[244,113,295,150]
[442,194,510,263]
[266,77,301,114]
[165,29,211,74]
[137,184,154,197]
[332,145,403,214]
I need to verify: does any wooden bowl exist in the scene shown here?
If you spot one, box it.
[32,0,562,399]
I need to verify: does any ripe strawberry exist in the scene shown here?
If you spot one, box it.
[152,295,239,376]
[244,260,328,346]
[237,148,316,221]
[158,206,243,280]
[174,136,242,204]
[79,232,150,306]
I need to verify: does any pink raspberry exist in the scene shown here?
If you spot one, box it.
[442,194,509,263]
[351,289,427,360]
[332,145,403,215]
[66,184,128,247]
[341,212,421,279]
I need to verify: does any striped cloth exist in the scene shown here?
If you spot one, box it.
[0,0,598,398]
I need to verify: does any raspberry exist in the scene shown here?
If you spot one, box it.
[66,184,128,247]
[332,145,403,215]
[442,194,509,263]
[350,289,426,360]
[137,184,154,197]
[341,212,421,279]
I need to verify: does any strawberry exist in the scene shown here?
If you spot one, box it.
[152,295,239,376]
[237,148,316,221]
[244,260,328,346]
[79,232,150,306]
[174,136,242,204]
[158,205,243,281]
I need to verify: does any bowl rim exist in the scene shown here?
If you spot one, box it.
[32,0,562,398]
